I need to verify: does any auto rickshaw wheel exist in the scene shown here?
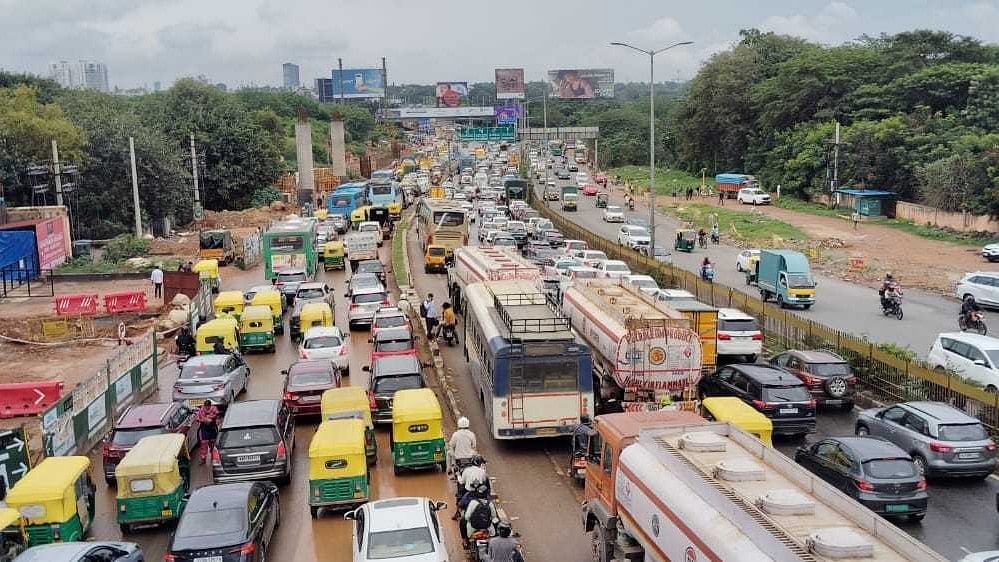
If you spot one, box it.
[119,523,131,534]
[393,464,402,476]
[310,506,320,519]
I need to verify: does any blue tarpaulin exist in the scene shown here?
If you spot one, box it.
[715,173,752,184]
[0,231,38,281]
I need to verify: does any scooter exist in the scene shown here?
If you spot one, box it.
[710,231,719,244]
[700,264,715,283]
[441,324,458,346]
[627,198,635,211]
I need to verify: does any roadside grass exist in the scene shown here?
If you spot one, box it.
[56,257,181,274]
[671,204,808,245]
[774,197,850,219]
[869,217,996,247]
[392,217,410,288]
[609,165,702,196]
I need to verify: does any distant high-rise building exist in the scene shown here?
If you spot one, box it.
[153,81,162,92]
[283,63,300,90]
[315,78,335,103]
[48,60,109,92]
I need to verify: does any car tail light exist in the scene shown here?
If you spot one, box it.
[800,374,820,386]
[917,478,928,490]
[929,442,954,453]
[987,441,996,452]
[284,391,296,401]
[350,303,359,310]
[339,345,349,356]
[300,350,308,359]
[806,400,817,408]
[368,391,378,411]
[382,298,390,305]
[717,332,731,341]
[855,479,875,492]
[751,400,772,410]
[276,441,287,461]
[102,441,111,457]
[163,554,177,562]
[751,333,764,341]
[231,542,257,555]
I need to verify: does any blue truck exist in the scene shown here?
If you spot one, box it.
[755,249,816,309]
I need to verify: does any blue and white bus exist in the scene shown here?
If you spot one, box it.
[462,279,594,439]
[326,183,367,218]
[367,179,403,219]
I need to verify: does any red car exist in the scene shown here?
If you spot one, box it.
[582,184,599,196]
[595,173,608,187]
[102,402,198,484]
[282,360,341,416]
[369,326,417,363]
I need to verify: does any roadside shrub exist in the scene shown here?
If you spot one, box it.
[250,186,282,208]
[102,234,149,262]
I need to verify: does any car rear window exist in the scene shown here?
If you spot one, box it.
[354,293,387,305]
[376,340,413,353]
[938,423,988,441]
[428,247,446,256]
[112,426,165,446]
[374,316,406,329]
[719,318,759,332]
[180,363,225,379]
[218,426,280,448]
[176,508,247,540]
[277,272,306,282]
[290,370,334,388]
[367,528,435,559]
[863,458,917,479]
[809,363,851,377]
[762,385,811,402]
[374,374,424,393]
[297,288,325,300]
[304,336,342,349]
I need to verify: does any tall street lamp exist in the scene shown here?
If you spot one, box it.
[610,40,693,251]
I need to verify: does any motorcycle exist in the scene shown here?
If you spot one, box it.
[468,529,492,561]
[569,424,596,485]
[441,323,458,346]
[627,198,635,211]
[880,290,904,320]
[960,310,988,335]
[710,231,719,244]
[700,264,715,283]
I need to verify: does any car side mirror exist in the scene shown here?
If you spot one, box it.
[344,510,356,521]
[344,293,350,298]
[975,359,988,367]
[280,369,288,376]
[362,366,371,372]
[432,501,448,512]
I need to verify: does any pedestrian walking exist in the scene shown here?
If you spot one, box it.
[686,187,694,200]
[718,190,725,206]
[195,400,220,464]
[150,264,164,299]
[422,293,439,338]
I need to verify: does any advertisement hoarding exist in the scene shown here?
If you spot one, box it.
[331,68,385,99]
[392,107,495,119]
[494,104,522,125]
[436,82,468,107]
[547,68,615,99]
[495,68,525,99]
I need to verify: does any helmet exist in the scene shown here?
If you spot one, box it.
[457,417,470,429]
[886,272,894,280]
[476,485,489,496]
[497,521,512,537]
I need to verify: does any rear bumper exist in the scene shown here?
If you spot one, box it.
[771,418,816,435]
[857,492,928,517]
[717,341,763,356]
[496,425,577,439]
[926,457,997,477]
[212,463,289,483]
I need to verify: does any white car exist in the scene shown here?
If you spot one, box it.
[736,249,761,272]
[626,274,659,295]
[597,260,632,279]
[603,206,625,222]
[563,240,587,254]
[957,272,999,308]
[299,326,349,374]
[346,497,450,562]
[576,172,590,184]
[573,249,608,268]
[737,187,771,205]
[716,308,763,361]
[651,289,698,304]
[983,243,999,262]
[928,332,999,391]
[617,225,651,249]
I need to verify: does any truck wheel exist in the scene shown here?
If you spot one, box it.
[776,295,785,308]
[591,521,612,562]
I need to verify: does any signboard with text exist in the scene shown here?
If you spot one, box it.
[458,126,517,141]
[331,68,385,99]
[495,105,522,125]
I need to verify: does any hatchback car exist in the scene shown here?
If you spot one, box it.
[274,268,308,305]
[573,250,608,268]
[14,541,143,562]
[927,332,999,390]
[346,497,449,562]
[366,354,426,424]
[770,349,856,408]
[956,272,999,308]
[603,206,624,223]
[102,402,198,484]
[581,184,599,196]
[172,354,249,411]
[283,360,341,417]
[795,437,927,521]
[736,249,761,272]
[563,240,587,254]
[855,401,997,478]
[716,308,763,362]
[348,288,391,330]
[699,364,816,436]
[295,282,334,308]
[299,326,350,375]
[166,482,279,562]
[213,400,295,484]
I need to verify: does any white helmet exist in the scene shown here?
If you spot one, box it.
[457,417,470,429]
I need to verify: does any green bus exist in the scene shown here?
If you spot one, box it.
[262,219,318,279]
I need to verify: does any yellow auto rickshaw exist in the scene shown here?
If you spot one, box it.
[192,258,221,293]
[114,433,191,533]
[300,302,334,333]
[387,201,402,220]
[424,245,447,274]
[674,228,697,253]
[251,289,284,335]
[308,418,370,518]
[700,396,774,446]
[195,317,240,354]
[351,205,372,229]
[5,456,95,546]
[214,290,245,321]
[239,305,276,353]
[0,508,27,560]
[390,388,446,475]
[322,241,345,272]
[321,387,377,464]
[314,208,329,220]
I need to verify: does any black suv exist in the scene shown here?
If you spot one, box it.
[213,399,295,484]
[168,482,280,561]
[699,364,816,437]
[364,354,426,424]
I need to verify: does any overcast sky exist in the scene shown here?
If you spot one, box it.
[4,0,999,90]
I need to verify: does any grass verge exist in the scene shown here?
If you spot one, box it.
[392,217,410,288]
[773,197,849,219]
[56,257,181,274]
[869,218,996,247]
[671,204,808,245]
[609,165,702,196]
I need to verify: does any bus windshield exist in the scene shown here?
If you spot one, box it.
[433,211,465,227]
[331,195,353,207]
[370,184,393,196]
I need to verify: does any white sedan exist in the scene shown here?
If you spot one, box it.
[299,326,350,375]
[597,260,632,279]
[574,249,609,268]
[603,205,625,222]
[736,249,761,272]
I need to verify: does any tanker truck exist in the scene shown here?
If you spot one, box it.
[560,280,702,412]
[582,411,948,562]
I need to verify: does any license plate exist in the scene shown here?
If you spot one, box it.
[536,428,557,436]
[885,504,909,513]
[236,455,261,465]
[195,557,223,562]
[779,408,798,415]
[959,452,980,460]
[824,399,843,405]
[300,395,320,403]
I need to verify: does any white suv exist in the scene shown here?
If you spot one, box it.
[737,187,771,205]
[716,308,763,361]
[346,497,449,561]
[617,225,651,249]
[928,332,999,391]
[956,272,999,308]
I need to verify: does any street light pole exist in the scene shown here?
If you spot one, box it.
[610,40,693,252]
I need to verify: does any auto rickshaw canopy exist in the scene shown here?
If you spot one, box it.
[323,241,345,258]
[0,508,21,530]
[6,456,91,523]
[391,388,443,443]
[240,305,275,330]
[115,434,186,494]
[195,317,239,352]
[192,259,219,279]
[214,290,245,318]
[250,289,283,316]
[321,387,373,427]
[301,302,334,329]
[309,419,367,478]
[701,396,773,446]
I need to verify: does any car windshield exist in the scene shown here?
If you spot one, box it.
[367,527,435,559]
[180,363,225,379]
[355,293,387,305]
[297,288,325,300]
[761,385,811,402]
[290,370,334,387]
[863,458,917,479]
[786,274,813,288]
[304,336,342,349]
[176,508,247,541]
[218,426,279,448]
[377,340,413,352]
[606,206,621,212]
[628,228,649,236]
[605,263,629,272]
[375,315,407,329]
[374,374,424,393]
[357,263,384,274]
[428,247,446,256]
[112,426,165,446]
[937,423,988,441]
[809,362,850,376]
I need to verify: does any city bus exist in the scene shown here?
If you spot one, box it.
[416,198,467,256]
[462,280,594,439]
[262,219,318,279]
[548,140,564,157]
[326,183,367,219]
[367,180,402,219]
[503,177,528,202]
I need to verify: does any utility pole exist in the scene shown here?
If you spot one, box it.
[128,137,142,237]
[338,58,344,105]
[51,140,63,206]
[190,133,201,218]
[831,121,841,192]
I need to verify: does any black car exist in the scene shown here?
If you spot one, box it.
[699,364,816,436]
[167,482,279,562]
[212,400,295,484]
[795,437,927,521]
[274,269,308,306]
[770,350,857,409]
[364,354,426,424]
[354,259,387,285]
[556,169,571,180]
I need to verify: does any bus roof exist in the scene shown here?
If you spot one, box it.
[466,280,575,344]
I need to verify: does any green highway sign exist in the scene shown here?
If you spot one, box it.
[0,426,30,491]
[458,126,516,141]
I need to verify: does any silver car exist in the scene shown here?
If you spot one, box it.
[172,354,249,410]
[14,541,143,561]
[855,401,996,478]
[348,287,390,330]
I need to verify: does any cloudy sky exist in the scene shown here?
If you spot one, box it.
[4,0,999,90]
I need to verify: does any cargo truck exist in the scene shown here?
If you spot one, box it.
[561,185,579,211]
[344,231,379,272]
[755,249,816,309]
[716,173,758,199]
[561,281,702,412]
[582,411,947,562]
[448,246,540,314]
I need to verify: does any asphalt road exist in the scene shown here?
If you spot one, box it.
[542,165,965,358]
[87,246,462,561]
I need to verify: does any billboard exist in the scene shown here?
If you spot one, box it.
[547,68,615,99]
[331,68,385,99]
[494,104,522,125]
[495,68,525,99]
[436,82,468,107]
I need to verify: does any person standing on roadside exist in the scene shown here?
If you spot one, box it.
[422,293,439,338]
[718,190,725,206]
[151,264,164,299]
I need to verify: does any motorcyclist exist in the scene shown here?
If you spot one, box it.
[487,521,524,562]
[452,457,488,520]
[879,273,897,309]
[710,223,720,244]
[448,417,478,469]
[462,485,500,542]
[175,326,196,358]
[962,296,982,325]
[441,302,458,344]
[697,228,707,248]
[627,195,635,210]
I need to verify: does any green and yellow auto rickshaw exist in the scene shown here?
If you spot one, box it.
[213,290,245,321]
[250,289,284,335]
[322,241,345,272]
[595,193,609,208]
[308,418,370,518]
[321,387,377,464]
[674,228,697,253]
[195,317,240,354]
[5,456,95,546]
[192,259,221,293]
[239,305,276,353]
[0,508,27,560]
[390,388,446,475]
[114,433,191,533]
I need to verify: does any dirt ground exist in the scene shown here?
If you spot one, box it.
[149,204,292,257]
[4,278,156,320]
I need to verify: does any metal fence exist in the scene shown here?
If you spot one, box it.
[0,267,55,298]
[532,199,999,432]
